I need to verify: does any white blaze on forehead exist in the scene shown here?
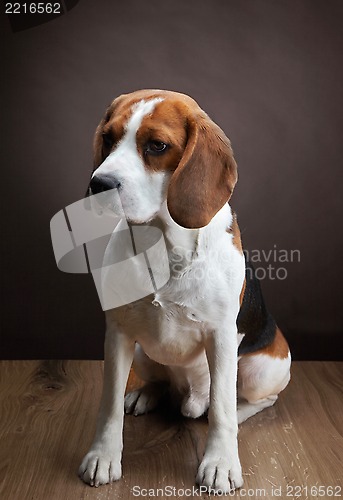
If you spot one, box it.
[91,97,164,179]
[123,98,164,145]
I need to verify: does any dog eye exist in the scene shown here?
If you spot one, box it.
[146,140,168,155]
[102,133,113,148]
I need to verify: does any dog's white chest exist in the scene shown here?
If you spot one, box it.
[123,295,205,366]
[107,203,245,366]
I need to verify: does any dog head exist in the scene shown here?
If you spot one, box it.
[89,89,237,228]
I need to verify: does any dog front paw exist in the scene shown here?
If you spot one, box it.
[78,450,121,487]
[196,455,243,493]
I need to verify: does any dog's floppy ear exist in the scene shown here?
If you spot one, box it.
[93,97,120,169]
[167,113,238,228]
[93,117,107,171]
[84,118,106,198]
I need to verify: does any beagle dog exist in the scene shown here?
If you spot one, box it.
[79,89,291,493]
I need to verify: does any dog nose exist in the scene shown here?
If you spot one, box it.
[89,174,121,194]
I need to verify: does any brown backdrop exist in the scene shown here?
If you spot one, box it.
[1,0,342,360]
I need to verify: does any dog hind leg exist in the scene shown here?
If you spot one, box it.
[237,349,291,424]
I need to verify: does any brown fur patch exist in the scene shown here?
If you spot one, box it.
[239,279,246,306]
[137,100,190,173]
[166,109,238,228]
[244,327,289,359]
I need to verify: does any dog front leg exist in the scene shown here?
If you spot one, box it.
[196,321,243,493]
[79,325,135,487]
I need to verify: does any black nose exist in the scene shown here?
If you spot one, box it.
[89,174,121,194]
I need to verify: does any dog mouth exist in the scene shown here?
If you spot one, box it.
[89,188,125,218]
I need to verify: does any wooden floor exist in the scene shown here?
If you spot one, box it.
[0,361,342,500]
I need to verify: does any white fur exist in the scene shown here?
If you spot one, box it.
[79,99,291,493]
[92,98,170,223]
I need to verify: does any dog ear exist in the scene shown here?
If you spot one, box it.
[167,114,238,228]
[93,95,121,170]
[92,118,107,171]
[84,119,105,198]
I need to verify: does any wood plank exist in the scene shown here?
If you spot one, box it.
[0,361,342,499]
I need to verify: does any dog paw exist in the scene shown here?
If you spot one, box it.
[124,383,165,416]
[78,450,121,487]
[196,455,243,493]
